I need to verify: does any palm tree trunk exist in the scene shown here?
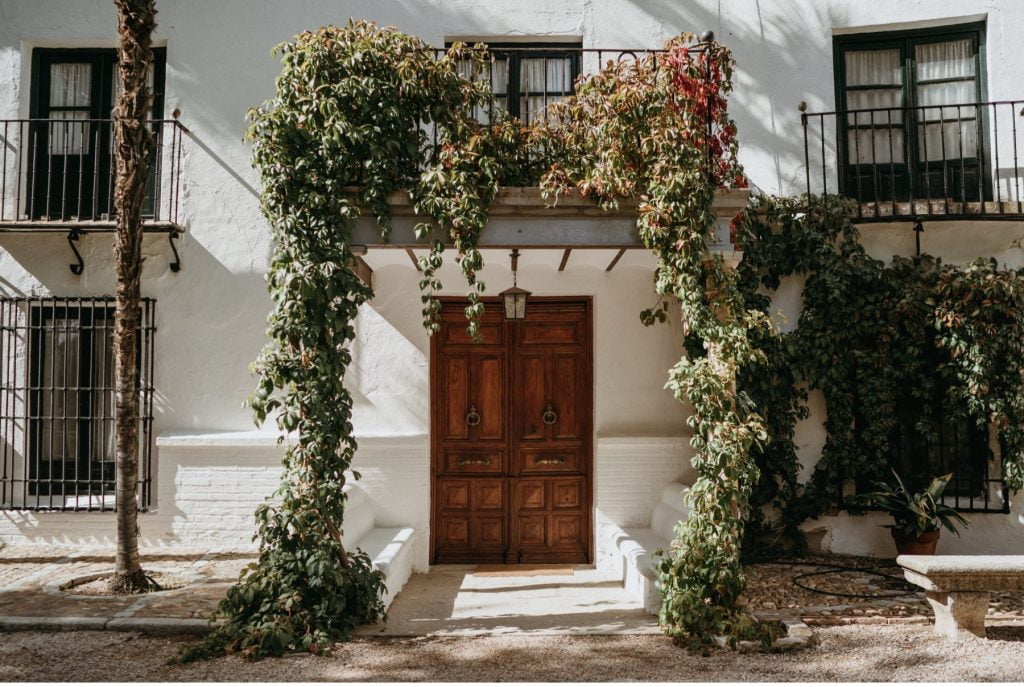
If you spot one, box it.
[109,0,156,594]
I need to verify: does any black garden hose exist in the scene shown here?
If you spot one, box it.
[764,560,918,599]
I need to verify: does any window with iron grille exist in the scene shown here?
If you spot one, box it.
[852,382,1008,514]
[833,23,990,205]
[450,42,582,125]
[0,297,155,511]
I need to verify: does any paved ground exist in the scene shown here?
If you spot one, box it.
[2,625,1024,681]
[358,565,658,636]
[3,546,1024,680]
[0,546,250,624]
[3,546,1023,630]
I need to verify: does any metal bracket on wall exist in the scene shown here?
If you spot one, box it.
[913,217,924,257]
[168,229,182,272]
[67,229,84,275]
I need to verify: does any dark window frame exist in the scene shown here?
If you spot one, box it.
[26,47,167,220]
[832,22,991,205]
[446,41,582,122]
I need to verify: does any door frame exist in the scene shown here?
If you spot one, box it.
[428,295,594,565]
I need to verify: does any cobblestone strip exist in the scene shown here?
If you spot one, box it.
[0,557,74,592]
[113,594,155,619]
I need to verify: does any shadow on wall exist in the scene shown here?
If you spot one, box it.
[617,0,842,196]
[351,302,429,436]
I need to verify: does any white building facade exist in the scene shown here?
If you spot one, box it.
[1,1,1022,601]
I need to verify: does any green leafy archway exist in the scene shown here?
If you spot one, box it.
[181,20,777,660]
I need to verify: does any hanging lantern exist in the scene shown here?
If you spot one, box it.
[500,248,531,320]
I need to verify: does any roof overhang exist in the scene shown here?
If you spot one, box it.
[350,187,750,249]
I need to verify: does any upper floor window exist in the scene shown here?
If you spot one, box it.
[451,42,581,124]
[834,24,988,205]
[28,47,166,221]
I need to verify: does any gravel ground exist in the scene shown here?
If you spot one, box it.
[2,625,1023,682]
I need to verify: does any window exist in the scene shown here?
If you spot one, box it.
[451,42,581,124]
[834,24,989,205]
[851,374,1006,514]
[28,48,166,220]
[0,297,155,511]
[885,390,1004,513]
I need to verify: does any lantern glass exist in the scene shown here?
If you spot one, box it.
[500,286,531,320]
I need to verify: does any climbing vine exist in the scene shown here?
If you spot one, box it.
[539,37,767,645]
[735,195,1024,556]
[181,22,518,660]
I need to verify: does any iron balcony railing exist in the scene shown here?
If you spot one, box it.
[0,118,185,228]
[801,100,1024,221]
[0,296,155,511]
[430,46,674,127]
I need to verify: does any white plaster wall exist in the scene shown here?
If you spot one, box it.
[0,0,1022,557]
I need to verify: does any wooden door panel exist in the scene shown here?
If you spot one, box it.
[518,447,580,473]
[511,476,587,559]
[475,354,504,441]
[441,480,470,509]
[443,354,469,441]
[552,478,582,509]
[445,321,502,345]
[516,479,546,510]
[518,354,547,440]
[443,448,504,474]
[551,354,580,440]
[435,477,507,560]
[520,320,581,345]
[551,515,582,547]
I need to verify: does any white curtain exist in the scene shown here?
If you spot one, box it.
[916,39,978,159]
[519,56,573,123]
[48,63,91,154]
[845,49,904,163]
[457,55,508,123]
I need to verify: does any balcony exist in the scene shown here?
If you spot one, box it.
[0,118,186,272]
[801,100,1024,222]
[431,45,672,127]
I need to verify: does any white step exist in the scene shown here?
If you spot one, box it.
[357,526,416,610]
[342,484,375,550]
[612,526,663,614]
[610,481,691,615]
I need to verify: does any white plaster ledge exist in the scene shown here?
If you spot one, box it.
[157,430,428,449]
[596,436,689,447]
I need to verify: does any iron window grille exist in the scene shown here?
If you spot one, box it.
[0,297,155,511]
[849,383,1008,514]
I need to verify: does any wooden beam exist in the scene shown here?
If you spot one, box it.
[558,249,572,271]
[406,248,421,271]
[351,256,373,289]
[605,248,626,272]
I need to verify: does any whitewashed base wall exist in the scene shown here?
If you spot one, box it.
[0,433,696,573]
[593,437,693,574]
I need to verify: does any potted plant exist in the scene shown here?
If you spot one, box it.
[852,471,970,555]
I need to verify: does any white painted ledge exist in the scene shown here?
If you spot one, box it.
[157,430,428,448]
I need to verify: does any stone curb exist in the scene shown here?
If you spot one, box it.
[0,615,211,635]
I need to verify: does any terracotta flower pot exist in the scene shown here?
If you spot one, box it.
[891,529,940,556]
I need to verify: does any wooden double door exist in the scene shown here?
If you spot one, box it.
[431,298,593,564]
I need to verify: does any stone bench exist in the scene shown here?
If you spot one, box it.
[898,555,1024,638]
